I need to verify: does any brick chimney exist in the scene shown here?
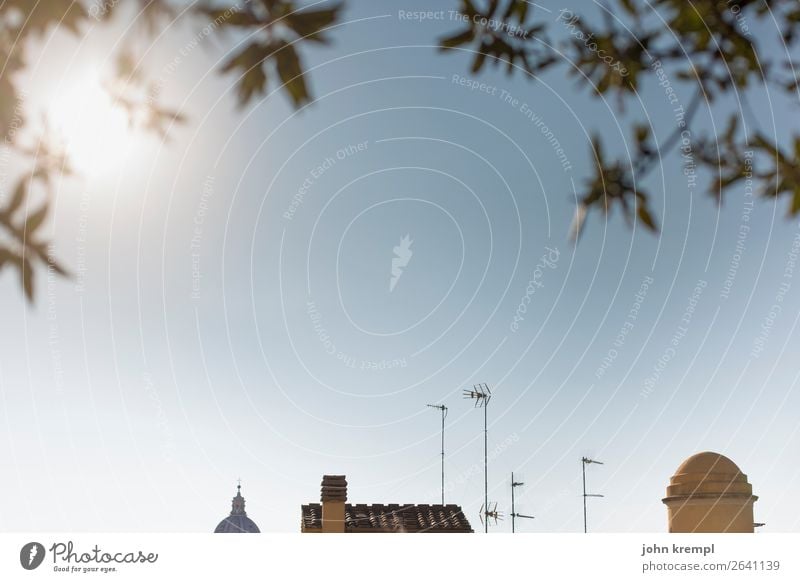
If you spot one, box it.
[321,475,347,533]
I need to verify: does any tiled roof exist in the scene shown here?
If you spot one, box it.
[301,503,473,533]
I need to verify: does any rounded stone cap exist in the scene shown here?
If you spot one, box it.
[676,451,740,475]
[664,451,756,502]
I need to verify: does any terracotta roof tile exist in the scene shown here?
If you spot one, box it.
[301,502,473,533]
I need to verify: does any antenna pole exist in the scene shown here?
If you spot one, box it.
[442,406,446,504]
[463,383,491,533]
[582,457,604,533]
[511,471,516,534]
[483,402,488,534]
[582,460,587,534]
[510,473,532,532]
[427,404,448,505]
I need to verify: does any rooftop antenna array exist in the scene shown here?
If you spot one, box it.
[582,457,604,533]
[426,404,448,505]
[463,383,492,533]
[479,502,503,528]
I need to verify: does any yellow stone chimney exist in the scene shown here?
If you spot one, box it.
[663,452,758,533]
[320,475,347,533]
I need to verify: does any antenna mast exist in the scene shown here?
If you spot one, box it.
[426,404,448,504]
[464,383,491,532]
[582,457,605,533]
[510,472,534,532]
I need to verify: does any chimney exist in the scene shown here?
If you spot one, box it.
[321,475,347,533]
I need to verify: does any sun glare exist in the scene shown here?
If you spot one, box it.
[46,73,134,176]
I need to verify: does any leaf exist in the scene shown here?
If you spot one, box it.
[0,76,23,143]
[620,0,638,16]
[145,105,187,138]
[221,42,266,74]
[47,256,69,277]
[221,42,270,106]
[138,0,177,34]
[6,178,27,216]
[791,191,800,215]
[201,8,262,28]
[24,203,48,235]
[284,4,343,43]
[462,0,479,15]
[634,124,649,145]
[471,49,488,73]
[274,42,309,107]
[17,0,88,37]
[637,201,658,231]
[724,114,738,142]
[503,0,529,23]
[115,49,143,84]
[21,255,34,301]
[0,248,16,271]
[439,28,475,50]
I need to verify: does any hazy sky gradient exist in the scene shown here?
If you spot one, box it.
[1,0,799,533]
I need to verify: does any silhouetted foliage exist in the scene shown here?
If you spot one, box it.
[1,0,800,300]
[439,0,555,74]
[203,0,343,108]
[439,0,799,239]
[0,143,70,300]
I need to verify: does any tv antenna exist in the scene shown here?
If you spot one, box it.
[582,457,604,533]
[510,472,535,532]
[426,404,448,505]
[464,383,491,532]
[479,502,503,528]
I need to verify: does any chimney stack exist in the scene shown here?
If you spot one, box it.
[663,452,757,533]
[321,475,347,533]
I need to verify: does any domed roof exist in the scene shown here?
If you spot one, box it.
[214,484,260,533]
[664,451,755,500]
[214,513,261,533]
[675,452,741,476]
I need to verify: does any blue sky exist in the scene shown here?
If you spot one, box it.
[1,0,799,533]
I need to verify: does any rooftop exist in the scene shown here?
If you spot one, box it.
[301,502,473,533]
[302,474,473,533]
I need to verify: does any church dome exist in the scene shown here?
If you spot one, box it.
[214,484,261,533]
